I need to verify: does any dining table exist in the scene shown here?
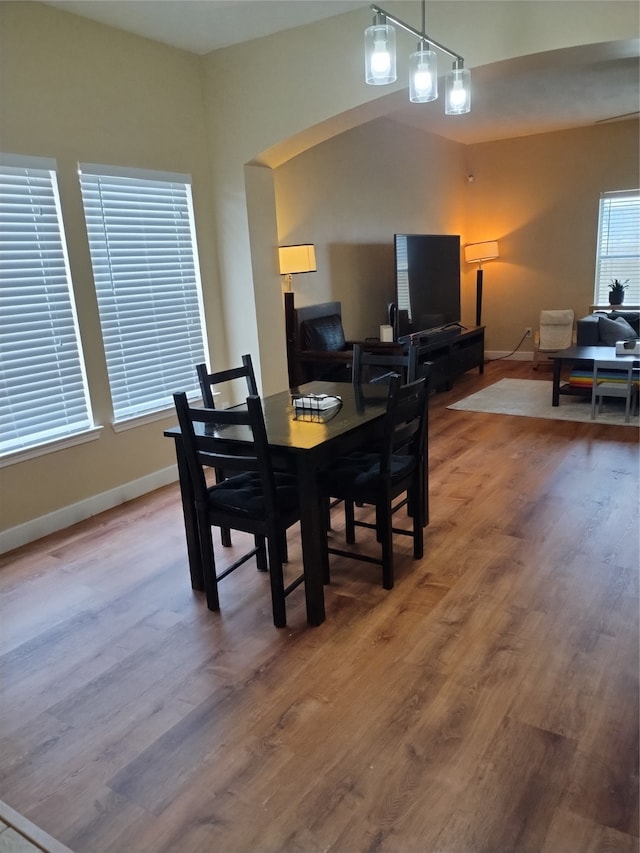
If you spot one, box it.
[164,379,389,626]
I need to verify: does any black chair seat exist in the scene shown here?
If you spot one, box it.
[321,451,416,495]
[208,471,299,516]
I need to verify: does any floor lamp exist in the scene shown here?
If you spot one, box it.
[279,244,317,386]
[464,240,499,327]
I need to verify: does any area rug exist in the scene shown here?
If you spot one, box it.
[448,379,639,427]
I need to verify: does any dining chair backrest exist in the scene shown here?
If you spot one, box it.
[380,375,429,478]
[352,343,419,386]
[196,354,258,409]
[174,391,277,520]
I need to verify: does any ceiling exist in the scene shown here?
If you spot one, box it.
[45,1,368,54]
[43,1,640,146]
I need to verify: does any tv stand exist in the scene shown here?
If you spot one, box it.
[410,325,484,390]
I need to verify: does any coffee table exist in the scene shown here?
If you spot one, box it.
[549,345,639,406]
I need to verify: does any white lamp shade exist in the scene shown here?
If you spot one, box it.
[445,66,471,115]
[278,244,317,275]
[364,23,396,85]
[409,48,437,103]
[464,241,499,264]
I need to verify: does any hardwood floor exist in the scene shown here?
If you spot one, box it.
[1,360,638,853]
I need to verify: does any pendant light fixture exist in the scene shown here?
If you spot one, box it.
[364,1,470,115]
[364,11,396,85]
[446,60,471,114]
[408,2,437,104]
[409,43,438,103]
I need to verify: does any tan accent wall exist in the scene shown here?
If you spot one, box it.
[273,118,639,354]
[274,119,468,340]
[0,2,222,532]
[464,121,640,353]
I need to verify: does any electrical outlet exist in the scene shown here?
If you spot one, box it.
[525,327,532,337]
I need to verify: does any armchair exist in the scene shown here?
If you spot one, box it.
[532,309,575,369]
[284,293,402,387]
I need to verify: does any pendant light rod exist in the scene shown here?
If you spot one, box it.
[370,3,464,64]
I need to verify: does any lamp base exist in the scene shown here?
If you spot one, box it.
[475,268,483,328]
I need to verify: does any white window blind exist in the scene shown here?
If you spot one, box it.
[395,234,412,320]
[79,165,208,422]
[0,154,93,456]
[594,190,640,305]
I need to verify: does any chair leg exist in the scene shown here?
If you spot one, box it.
[411,484,424,560]
[280,531,289,564]
[345,499,356,544]
[377,502,394,590]
[198,516,220,611]
[321,525,331,585]
[214,470,232,547]
[255,535,268,572]
[324,497,332,531]
[266,536,287,628]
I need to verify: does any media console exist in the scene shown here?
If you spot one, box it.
[408,325,485,390]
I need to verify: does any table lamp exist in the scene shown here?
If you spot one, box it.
[278,244,317,291]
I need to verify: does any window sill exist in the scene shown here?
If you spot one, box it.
[111,407,175,432]
[110,396,202,433]
[0,426,103,468]
[590,304,640,313]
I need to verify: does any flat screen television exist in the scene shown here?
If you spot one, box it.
[393,234,461,338]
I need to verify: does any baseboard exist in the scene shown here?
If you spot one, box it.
[486,350,533,362]
[0,799,74,853]
[0,466,178,555]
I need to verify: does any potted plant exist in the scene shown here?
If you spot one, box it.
[609,278,629,306]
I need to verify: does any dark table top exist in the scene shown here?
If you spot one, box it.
[549,345,638,363]
[164,380,389,453]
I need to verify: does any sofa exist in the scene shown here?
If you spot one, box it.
[569,311,639,391]
[576,310,640,347]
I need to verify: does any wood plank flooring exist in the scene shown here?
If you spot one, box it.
[1,361,638,853]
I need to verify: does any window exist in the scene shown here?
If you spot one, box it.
[594,190,640,305]
[79,165,208,423]
[0,154,94,457]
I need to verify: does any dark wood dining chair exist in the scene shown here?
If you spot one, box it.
[351,342,419,385]
[319,375,429,590]
[196,354,258,408]
[173,392,303,627]
[349,346,431,528]
[195,355,258,548]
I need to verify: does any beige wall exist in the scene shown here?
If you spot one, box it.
[1,0,638,547]
[465,121,640,352]
[0,2,222,539]
[274,119,467,339]
[274,118,639,355]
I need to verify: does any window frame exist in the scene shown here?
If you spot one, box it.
[593,189,640,307]
[0,153,98,464]
[78,163,210,424]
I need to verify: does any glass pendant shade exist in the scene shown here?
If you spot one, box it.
[364,23,396,85]
[409,47,437,103]
[445,66,471,114]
